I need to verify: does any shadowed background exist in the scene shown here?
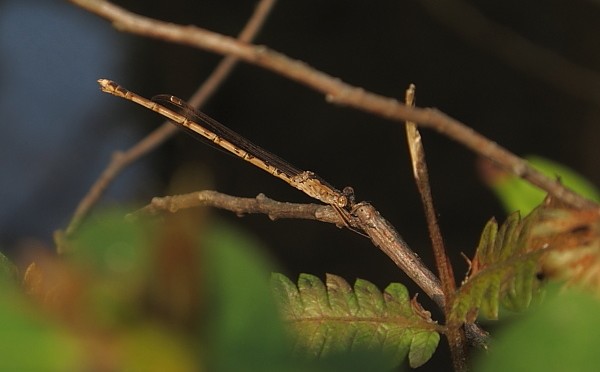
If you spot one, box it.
[1,0,599,368]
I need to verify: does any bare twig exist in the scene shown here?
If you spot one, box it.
[63,0,277,238]
[69,0,599,211]
[405,85,457,301]
[129,191,342,225]
[405,86,467,371]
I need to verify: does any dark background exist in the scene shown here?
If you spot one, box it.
[1,0,599,369]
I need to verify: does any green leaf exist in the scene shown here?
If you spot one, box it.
[449,211,544,324]
[271,273,440,368]
[485,155,600,215]
[0,283,83,370]
[476,285,600,372]
[202,222,290,372]
[67,208,155,327]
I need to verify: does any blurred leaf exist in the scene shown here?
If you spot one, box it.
[481,155,600,215]
[272,273,440,368]
[66,208,155,327]
[69,208,153,278]
[201,222,290,372]
[476,285,600,372]
[530,207,600,296]
[0,250,18,283]
[0,282,83,370]
[120,325,197,372]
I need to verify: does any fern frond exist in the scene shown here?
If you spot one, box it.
[449,211,545,325]
[450,200,600,326]
[271,273,441,368]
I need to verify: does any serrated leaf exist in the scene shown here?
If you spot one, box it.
[449,211,545,325]
[271,273,440,368]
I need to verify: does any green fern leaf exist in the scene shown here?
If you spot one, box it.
[271,273,440,368]
[449,211,545,325]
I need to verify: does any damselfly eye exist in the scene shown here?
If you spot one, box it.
[338,195,348,208]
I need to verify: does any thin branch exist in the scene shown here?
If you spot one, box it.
[63,0,277,238]
[129,191,342,225]
[405,86,457,304]
[69,0,599,211]
[405,86,466,371]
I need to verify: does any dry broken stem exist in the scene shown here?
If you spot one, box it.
[70,0,599,212]
[405,85,467,371]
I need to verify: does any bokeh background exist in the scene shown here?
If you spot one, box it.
[1,0,599,367]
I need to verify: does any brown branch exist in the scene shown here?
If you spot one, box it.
[63,0,277,238]
[129,191,342,225]
[69,0,599,211]
[405,86,467,371]
[405,85,457,301]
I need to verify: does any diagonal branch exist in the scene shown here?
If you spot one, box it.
[69,0,599,211]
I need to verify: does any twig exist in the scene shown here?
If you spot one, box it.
[128,191,342,225]
[131,190,444,303]
[63,0,277,238]
[69,0,599,211]
[405,86,467,371]
[352,203,445,305]
[405,85,457,302]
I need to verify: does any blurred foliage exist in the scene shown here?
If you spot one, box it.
[476,284,600,372]
[0,208,419,371]
[480,155,600,216]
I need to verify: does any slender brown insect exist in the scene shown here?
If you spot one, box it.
[97,79,354,220]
